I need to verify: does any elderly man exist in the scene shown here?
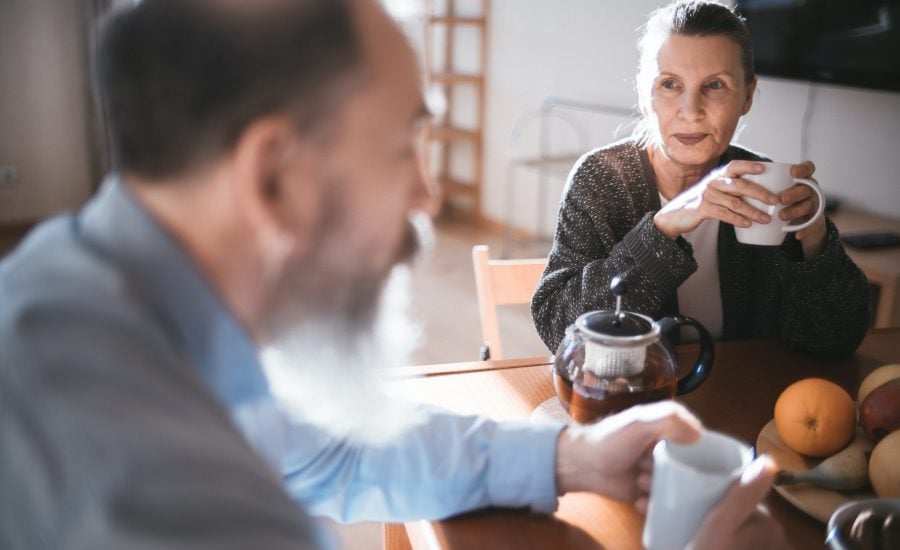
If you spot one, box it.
[0,0,785,548]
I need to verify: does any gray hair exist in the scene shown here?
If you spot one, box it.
[633,1,755,140]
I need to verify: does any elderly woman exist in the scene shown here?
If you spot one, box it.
[532,0,869,356]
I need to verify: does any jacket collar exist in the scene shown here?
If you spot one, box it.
[77,175,270,408]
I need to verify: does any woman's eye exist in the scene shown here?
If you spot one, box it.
[661,79,679,90]
[705,80,725,90]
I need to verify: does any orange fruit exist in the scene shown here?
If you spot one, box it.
[774,378,856,457]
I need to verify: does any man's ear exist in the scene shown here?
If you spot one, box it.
[230,117,323,268]
[741,77,758,116]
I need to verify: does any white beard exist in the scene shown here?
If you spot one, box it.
[260,264,426,446]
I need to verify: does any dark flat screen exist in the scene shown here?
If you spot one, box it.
[736,0,900,92]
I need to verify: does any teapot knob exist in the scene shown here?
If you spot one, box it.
[610,276,627,297]
[610,275,628,322]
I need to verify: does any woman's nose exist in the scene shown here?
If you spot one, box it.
[678,90,704,121]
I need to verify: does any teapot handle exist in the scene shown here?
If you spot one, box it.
[657,315,715,395]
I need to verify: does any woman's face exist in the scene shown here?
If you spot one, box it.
[644,34,755,169]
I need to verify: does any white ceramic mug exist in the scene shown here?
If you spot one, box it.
[734,161,825,246]
[642,430,754,550]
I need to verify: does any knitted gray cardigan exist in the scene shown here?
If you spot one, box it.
[531,139,870,356]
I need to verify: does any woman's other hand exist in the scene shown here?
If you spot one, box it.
[782,161,826,258]
[653,160,778,239]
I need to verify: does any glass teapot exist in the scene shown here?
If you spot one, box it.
[552,276,715,423]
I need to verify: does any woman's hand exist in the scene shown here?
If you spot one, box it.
[781,161,826,258]
[653,161,778,239]
[555,401,702,510]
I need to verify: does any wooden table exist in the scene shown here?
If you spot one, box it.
[385,328,900,549]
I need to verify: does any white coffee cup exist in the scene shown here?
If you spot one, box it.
[642,430,754,550]
[734,161,825,246]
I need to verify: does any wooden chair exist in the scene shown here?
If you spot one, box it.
[381,246,547,548]
[471,244,548,360]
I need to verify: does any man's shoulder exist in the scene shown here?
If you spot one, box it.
[0,216,322,549]
[0,214,171,384]
[1,214,142,330]
[3,215,126,297]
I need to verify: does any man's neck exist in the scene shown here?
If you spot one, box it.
[124,171,266,340]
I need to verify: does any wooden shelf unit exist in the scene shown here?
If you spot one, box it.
[424,0,490,221]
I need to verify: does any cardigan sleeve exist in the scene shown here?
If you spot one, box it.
[531,154,697,352]
[772,218,870,356]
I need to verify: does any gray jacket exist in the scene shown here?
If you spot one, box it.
[532,139,870,356]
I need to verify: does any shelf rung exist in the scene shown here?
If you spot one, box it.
[430,73,483,84]
[440,178,478,197]
[427,125,480,141]
[428,16,486,26]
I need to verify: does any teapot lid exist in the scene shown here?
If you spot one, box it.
[574,275,658,344]
[581,310,653,338]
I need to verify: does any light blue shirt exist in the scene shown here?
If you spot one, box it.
[0,177,562,547]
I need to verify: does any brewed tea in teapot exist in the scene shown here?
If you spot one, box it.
[552,276,714,423]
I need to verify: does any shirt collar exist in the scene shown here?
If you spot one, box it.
[77,175,270,408]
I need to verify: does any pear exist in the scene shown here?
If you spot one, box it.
[870,431,900,497]
[775,429,874,491]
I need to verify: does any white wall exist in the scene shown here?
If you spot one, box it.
[738,78,900,219]
[0,0,95,225]
[483,0,900,239]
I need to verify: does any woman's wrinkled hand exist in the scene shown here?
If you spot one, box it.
[653,160,778,240]
[782,161,827,257]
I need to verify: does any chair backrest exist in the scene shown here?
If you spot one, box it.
[471,244,547,360]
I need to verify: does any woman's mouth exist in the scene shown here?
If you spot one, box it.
[674,133,707,146]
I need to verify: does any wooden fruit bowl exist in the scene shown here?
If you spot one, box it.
[756,419,876,523]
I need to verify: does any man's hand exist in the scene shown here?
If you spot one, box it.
[692,455,789,549]
[555,401,702,510]
[555,402,788,549]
